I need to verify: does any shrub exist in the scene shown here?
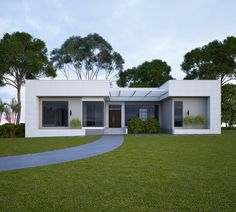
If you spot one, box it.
[184,115,206,125]
[128,117,160,134]
[194,115,206,125]
[70,118,81,128]
[145,118,160,133]
[128,117,145,133]
[14,123,25,137]
[184,116,195,125]
[0,123,25,138]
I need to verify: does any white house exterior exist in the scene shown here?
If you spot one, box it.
[25,80,221,137]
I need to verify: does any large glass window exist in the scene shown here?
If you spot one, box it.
[174,101,183,127]
[83,101,104,127]
[125,104,158,125]
[42,101,68,127]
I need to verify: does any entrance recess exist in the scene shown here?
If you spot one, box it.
[109,105,121,128]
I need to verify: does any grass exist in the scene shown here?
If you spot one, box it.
[0,134,236,211]
[0,136,99,156]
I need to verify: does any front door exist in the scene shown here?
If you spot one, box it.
[109,105,121,128]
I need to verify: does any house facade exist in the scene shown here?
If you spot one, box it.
[25,80,221,137]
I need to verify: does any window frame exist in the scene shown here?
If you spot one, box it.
[125,104,159,126]
[174,101,183,127]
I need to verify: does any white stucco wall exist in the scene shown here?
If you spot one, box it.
[160,98,172,133]
[25,80,109,137]
[25,79,221,137]
[166,80,221,134]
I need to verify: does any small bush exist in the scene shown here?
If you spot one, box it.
[70,118,81,128]
[128,117,145,133]
[0,123,25,138]
[184,116,195,125]
[145,118,160,133]
[195,115,206,125]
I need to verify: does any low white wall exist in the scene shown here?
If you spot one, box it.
[173,129,221,135]
[27,129,86,138]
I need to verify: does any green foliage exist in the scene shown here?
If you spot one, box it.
[127,117,145,133]
[181,36,236,86]
[70,118,81,128]
[117,59,173,87]
[184,115,206,125]
[51,33,124,80]
[183,116,195,125]
[0,123,25,138]
[128,117,160,133]
[221,84,236,126]
[0,32,56,123]
[195,115,207,125]
[144,118,160,133]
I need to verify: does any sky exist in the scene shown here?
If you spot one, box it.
[0,0,236,122]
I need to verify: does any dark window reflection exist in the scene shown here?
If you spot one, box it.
[42,101,68,127]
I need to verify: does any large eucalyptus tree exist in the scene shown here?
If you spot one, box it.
[51,33,124,81]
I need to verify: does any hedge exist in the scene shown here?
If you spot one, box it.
[0,123,25,138]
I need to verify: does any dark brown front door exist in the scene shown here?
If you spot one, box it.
[109,110,121,128]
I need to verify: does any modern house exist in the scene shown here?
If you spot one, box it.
[25,80,221,137]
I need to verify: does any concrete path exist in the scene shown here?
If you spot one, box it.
[0,136,123,171]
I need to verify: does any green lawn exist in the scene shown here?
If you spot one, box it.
[0,134,236,211]
[0,136,99,156]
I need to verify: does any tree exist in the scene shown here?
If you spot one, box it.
[4,105,11,124]
[0,32,56,123]
[221,84,236,127]
[181,36,236,86]
[8,98,21,124]
[51,33,124,81]
[117,59,173,87]
[0,99,5,123]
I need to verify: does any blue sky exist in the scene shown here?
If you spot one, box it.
[0,0,236,121]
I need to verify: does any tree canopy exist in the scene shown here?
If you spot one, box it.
[181,36,236,86]
[221,84,236,127]
[117,59,173,87]
[0,32,56,123]
[51,33,124,80]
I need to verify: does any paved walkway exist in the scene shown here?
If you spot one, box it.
[0,136,123,171]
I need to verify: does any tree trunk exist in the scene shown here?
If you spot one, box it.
[16,86,21,124]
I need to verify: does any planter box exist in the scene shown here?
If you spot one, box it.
[184,124,206,129]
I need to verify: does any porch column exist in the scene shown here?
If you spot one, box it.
[121,103,125,128]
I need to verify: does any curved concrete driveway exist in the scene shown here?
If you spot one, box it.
[0,136,123,171]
